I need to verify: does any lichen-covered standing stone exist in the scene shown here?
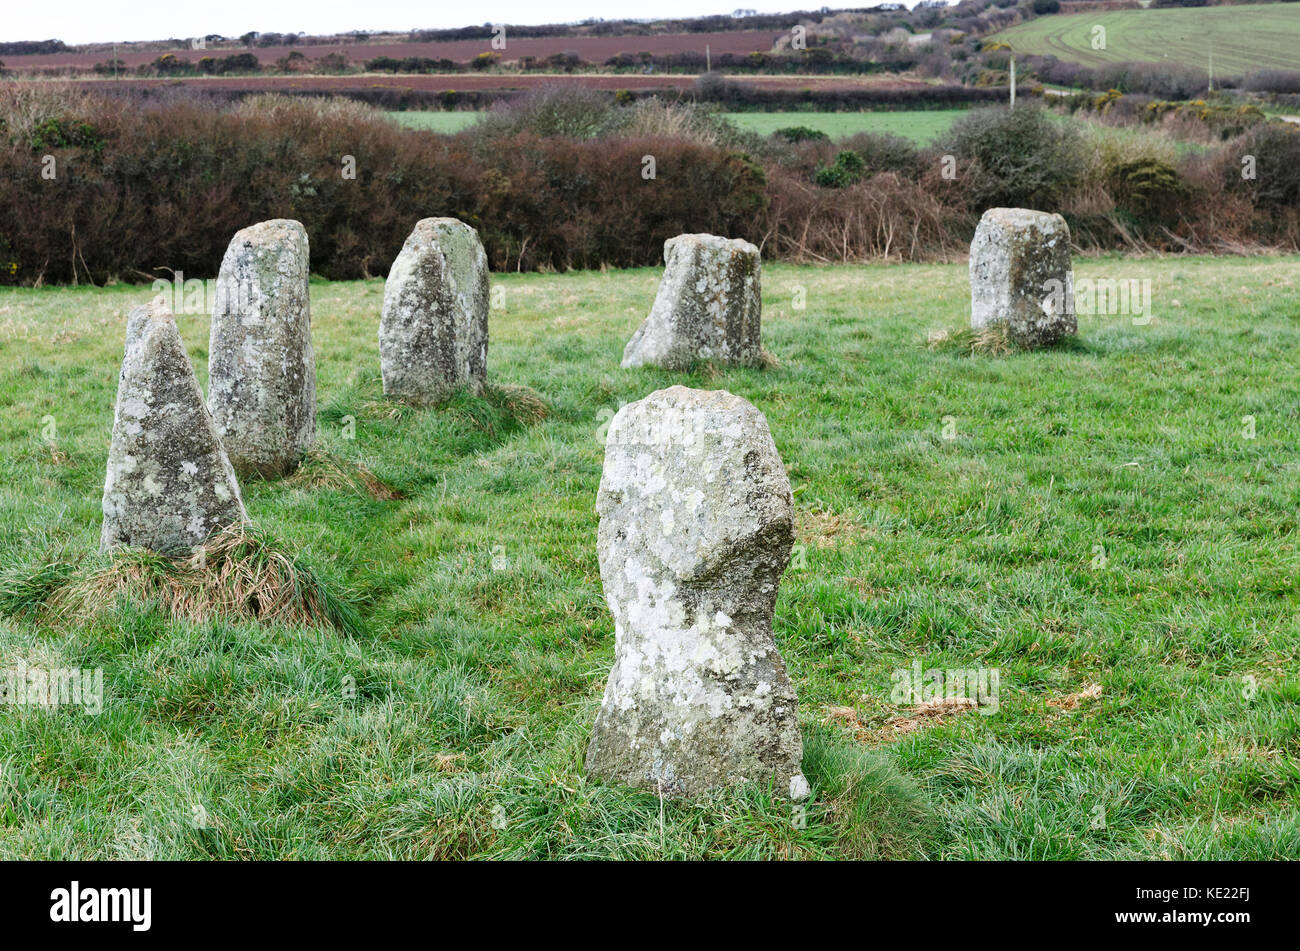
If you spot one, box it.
[622,234,763,370]
[379,218,489,404]
[969,207,1076,348]
[586,385,807,799]
[101,298,247,553]
[208,219,316,479]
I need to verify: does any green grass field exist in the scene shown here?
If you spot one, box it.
[993,4,1300,75]
[2,256,1299,859]
[390,109,967,143]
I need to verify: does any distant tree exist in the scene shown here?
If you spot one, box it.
[220,52,259,73]
[151,53,191,75]
[0,39,69,55]
[275,50,305,72]
[314,52,350,73]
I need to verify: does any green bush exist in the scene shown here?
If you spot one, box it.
[774,125,829,143]
[473,85,618,139]
[1106,156,1184,223]
[943,104,1084,210]
[842,131,923,178]
[1084,130,1185,228]
[1231,123,1300,209]
[27,116,104,153]
[814,150,868,188]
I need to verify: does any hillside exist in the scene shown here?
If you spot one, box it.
[991,4,1300,75]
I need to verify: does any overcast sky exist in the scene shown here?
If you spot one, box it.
[7,1,920,46]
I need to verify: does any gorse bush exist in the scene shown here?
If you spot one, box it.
[943,105,1085,211]
[841,131,923,178]
[1106,156,1185,223]
[1081,129,1185,228]
[813,150,869,188]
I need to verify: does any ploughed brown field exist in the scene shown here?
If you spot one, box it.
[47,73,936,94]
[2,31,783,70]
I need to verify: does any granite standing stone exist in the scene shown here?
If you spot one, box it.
[208,218,316,478]
[586,385,807,799]
[379,217,489,404]
[969,207,1076,348]
[101,298,247,553]
[622,234,763,370]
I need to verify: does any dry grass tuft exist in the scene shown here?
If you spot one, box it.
[927,323,1015,356]
[797,505,867,547]
[1047,682,1103,710]
[285,449,404,501]
[46,526,362,635]
[493,384,549,427]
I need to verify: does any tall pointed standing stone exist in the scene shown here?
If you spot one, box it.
[101,298,247,553]
[586,385,807,799]
[621,234,763,370]
[969,207,1076,349]
[379,217,489,405]
[208,219,316,479]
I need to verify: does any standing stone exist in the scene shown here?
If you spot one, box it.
[622,234,763,370]
[379,217,489,405]
[208,218,316,479]
[969,207,1076,348]
[101,298,247,553]
[586,385,807,800]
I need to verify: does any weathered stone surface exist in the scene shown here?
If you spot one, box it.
[622,234,763,370]
[208,218,316,479]
[586,385,807,799]
[101,298,247,553]
[969,207,1076,348]
[379,217,489,404]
